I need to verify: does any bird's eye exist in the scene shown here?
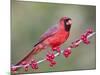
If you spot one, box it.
[63,18,72,26]
[66,19,72,25]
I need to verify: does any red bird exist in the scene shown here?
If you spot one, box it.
[15,16,72,66]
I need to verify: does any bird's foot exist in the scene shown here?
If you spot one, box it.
[52,47,61,55]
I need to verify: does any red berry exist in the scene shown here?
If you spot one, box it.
[24,66,28,71]
[85,28,93,37]
[83,39,90,44]
[50,61,56,67]
[63,48,71,58]
[46,52,55,62]
[21,61,29,71]
[51,53,55,59]
[81,35,86,40]
[11,67,17,73]
[31,60,38,70]
[46,56,52,61]
[46,52,56,67]
[81,34,90,45]
[87,28,93,34]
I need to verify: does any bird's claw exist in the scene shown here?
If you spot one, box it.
[52,47,61,55]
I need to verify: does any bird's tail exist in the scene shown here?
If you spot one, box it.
[14,43,45,70]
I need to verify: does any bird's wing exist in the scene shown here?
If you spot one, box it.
[34,25,59,46]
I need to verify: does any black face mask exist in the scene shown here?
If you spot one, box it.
[64,18,71,32]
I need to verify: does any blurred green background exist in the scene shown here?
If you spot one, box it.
[11,0,96,74]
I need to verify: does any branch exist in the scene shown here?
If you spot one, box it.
[11,28,96,73]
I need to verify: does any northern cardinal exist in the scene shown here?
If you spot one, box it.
[15,16,72,67]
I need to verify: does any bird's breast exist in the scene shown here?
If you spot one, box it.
[46,31,69,47]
